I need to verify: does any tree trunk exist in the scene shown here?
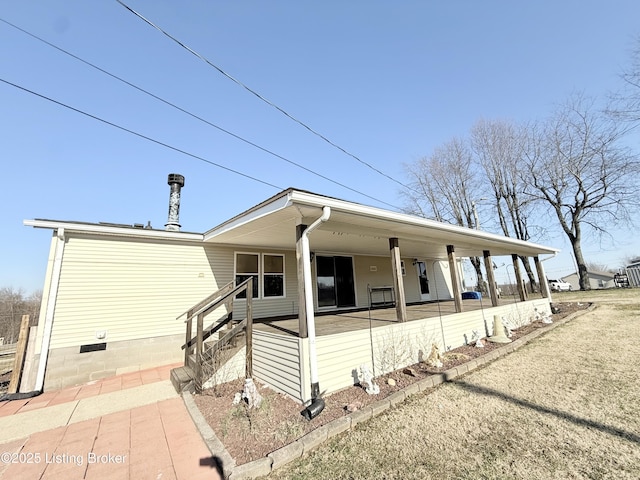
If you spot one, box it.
[470,256,486,293]
[518,255,539,293]
[571,241,590,290]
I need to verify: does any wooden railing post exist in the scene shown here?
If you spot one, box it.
[8,315,30,394]
[184,312,193,367]
[195,312,204,393]
[245,277,253,378]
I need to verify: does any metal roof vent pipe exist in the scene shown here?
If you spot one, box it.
[165,173,185,231]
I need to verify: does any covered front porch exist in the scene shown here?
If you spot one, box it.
[249,295,552,403]
[204,189,559,403]
[254,297,524,337]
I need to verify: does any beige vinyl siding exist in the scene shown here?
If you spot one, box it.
[314,298,551,396]
[432,260,454,300]
[405,259,459,299]
[352,255,393,307]
[352,256,453,306]
[46,235,303,349]
[401,258,422,303]
[48,233,225,349]
[315,328,382,395]
[253,330,303,401]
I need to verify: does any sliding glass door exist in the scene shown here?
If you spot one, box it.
[316,255,356,308]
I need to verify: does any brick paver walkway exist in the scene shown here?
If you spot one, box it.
[0,365,222,479]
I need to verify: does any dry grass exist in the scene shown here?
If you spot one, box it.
[269,289,640,479]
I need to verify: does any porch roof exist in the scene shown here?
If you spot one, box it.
[204,188,558,260]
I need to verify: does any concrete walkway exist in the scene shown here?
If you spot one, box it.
[0,365,222,479]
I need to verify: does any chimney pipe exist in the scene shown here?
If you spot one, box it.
[165,173,185,231]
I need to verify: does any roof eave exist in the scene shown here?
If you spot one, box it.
[23,219,204,241]
[287,190,559,255]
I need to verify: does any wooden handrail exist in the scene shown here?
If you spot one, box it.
[182,314,234,350]
[183,277,254,393]
[184,279,253,323]
[176,281,235,321]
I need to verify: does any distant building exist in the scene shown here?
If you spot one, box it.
[563,270,616,290]
[626,259,640,287]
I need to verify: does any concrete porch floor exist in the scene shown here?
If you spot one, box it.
[254,296,532,336]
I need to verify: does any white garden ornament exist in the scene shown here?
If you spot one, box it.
[359,364,380,395]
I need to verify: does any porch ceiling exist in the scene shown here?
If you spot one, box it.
[204,189,558,260]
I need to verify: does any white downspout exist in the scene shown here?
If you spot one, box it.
[34,228,66,392]
[301,206,330,404]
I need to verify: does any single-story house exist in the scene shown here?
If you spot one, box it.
[626,260,640,287]
[22,187,558,404]
[563,270,616,290]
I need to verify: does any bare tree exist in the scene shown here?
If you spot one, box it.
[0,287,26,344]
[0,288,41,344]
[404,137,486,290]
[608,36,640,125]
[471,118,541,292]
[26,290,42,327]
[585,262,613,273]
[522,94,640,290]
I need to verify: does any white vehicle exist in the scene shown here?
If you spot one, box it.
[548,278,572,292]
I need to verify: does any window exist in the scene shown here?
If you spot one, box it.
[235,253,259,298]
[263,254,285,297]
[235,252,285,299]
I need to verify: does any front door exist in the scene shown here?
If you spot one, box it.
[316,255,356,308]
[416,261,430,301]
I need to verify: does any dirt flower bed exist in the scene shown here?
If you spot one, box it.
[193,302,588,466]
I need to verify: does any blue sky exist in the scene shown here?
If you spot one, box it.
[2,0,639,294]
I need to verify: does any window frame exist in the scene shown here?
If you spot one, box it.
[262,253,286,299]
[234,251,286,299]
[234,252,259,299]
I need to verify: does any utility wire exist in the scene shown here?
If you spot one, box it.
[1,17,401,210]
[0,77,283,190]
[115,0,416,195]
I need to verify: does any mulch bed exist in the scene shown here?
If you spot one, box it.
[193,302,589,465]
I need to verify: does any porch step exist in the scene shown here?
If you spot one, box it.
[170,365,196,394]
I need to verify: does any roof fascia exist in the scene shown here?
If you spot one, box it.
[288,190,559,255]
[203,190,294,241]
[23,219,204,241]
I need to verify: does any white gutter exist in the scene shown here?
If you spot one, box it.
[301,206,331,402]
[34,228,66,392]
[540,252,558,262]
[288,190,559,255]
[24,219,203,241]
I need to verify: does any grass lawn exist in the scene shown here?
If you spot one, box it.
[268,288,640,479]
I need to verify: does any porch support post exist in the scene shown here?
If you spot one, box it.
[511,253,527,301]
[447,245,463,313]
[296,224,308,338]
[534,256,552,300]
[389,237,407,322]
[483,250,499,307]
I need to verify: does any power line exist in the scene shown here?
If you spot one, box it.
[1,17,401,210]
[1,77,284,190]
[115,0,416,195]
